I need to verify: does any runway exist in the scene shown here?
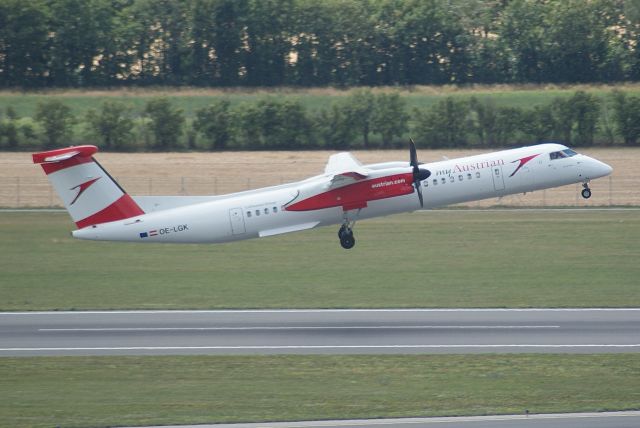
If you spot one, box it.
[121,411,640,428]
[1,308,639,356]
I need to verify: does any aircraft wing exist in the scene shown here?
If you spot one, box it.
[324,152,369,189]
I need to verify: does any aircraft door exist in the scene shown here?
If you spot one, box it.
[492,165,505,191]
[229,208,246,235]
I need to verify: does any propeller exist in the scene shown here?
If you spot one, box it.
[409,138,431,208]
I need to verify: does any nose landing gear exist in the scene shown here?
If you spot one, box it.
[581,182,592,199]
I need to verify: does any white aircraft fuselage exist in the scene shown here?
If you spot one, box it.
[33,142,612,249]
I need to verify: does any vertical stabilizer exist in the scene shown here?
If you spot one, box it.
[32,145,144,228]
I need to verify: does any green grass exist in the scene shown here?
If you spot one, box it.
[1,354,639,428]
[2,211,639,428]
[1,210,639,311]
[3,85,640,118]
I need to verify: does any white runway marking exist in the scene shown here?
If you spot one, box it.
[3,344,640,352]
[39,325,560,332]
[4,309,638,355]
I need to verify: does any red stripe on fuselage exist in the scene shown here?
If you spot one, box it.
[286,173,415,212]
[75,194,145,229]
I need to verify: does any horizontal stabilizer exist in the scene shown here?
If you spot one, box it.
[32,145,98,165]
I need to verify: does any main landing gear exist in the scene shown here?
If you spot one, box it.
[581,182,592,199]
[338,224,355,249]
[338,209,359,249]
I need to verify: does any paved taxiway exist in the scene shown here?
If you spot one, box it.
[120,411,640,428]
[1,308,639,356]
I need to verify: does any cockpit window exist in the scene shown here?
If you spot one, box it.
[550,149,578,160]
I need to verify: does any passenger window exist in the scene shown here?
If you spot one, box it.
[264,208,269,215]
[441,177,446,184]
[255,210,260,216]
[449,176,455,183]
[273,207,278,213]
[423,180,428,187]
[458,175,463,181]
[476,172,481,178]
[467,173,472,180]
[433,179,438,186]
[246,211,252,218]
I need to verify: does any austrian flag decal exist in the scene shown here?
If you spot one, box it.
[139,225,188,239]
[139,230,158,238]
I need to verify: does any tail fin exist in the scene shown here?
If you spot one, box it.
[32,145,144,228]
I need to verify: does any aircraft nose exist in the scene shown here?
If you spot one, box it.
[594,159,613,177]
[581,157,613,179]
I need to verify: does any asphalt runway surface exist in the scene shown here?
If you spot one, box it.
[120,411,640,428]
[1,308,639,356]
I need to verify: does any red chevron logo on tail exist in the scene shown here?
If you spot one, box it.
[70,177,101,205]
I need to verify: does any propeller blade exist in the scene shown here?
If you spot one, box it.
[409,138,429,208]
[409,138,418,171]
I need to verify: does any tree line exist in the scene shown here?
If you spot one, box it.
[2,90,640,151]
[2,0,640,88]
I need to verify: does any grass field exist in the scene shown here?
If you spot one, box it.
[1,354,639,428]
[1,210,638,311]
[3,84,640,118]
[2,207,639,428]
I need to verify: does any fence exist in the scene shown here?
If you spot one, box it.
[1,174,637,209]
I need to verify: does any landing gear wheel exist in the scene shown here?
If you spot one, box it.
[338,224,355,249]
[338,209,360,249]
[581,183,592,199]
[340,233,356,249]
